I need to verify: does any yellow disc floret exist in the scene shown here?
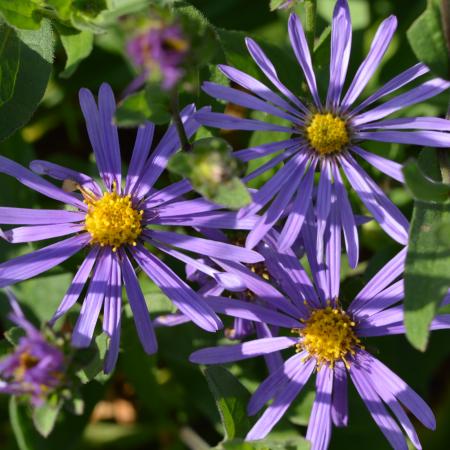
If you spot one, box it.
[84,188,143,251]
[306,113,349,155]
[293,306,362,369]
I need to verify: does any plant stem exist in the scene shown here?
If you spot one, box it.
[170,91,191,152]
[304,0,317,52]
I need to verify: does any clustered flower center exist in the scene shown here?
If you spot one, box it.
[306,113,349,155]
[15,351,39,380]
[84,189,143,251]
[294,306,362,368]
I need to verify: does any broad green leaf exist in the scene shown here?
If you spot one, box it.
[403,159,450,202]
[0,20,54,142]
[116,85,171,126]
[0,25,20,107]
[407,0,449,80]
[212,177,252,210]
[204,366,253,440]
[60,29,94,78]
[32,399,62,438]
[405,201,450,350]
[0,0,42,30]
[76,333,110,384]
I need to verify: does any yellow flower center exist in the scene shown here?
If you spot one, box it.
[294,306,362,369]
[306,113,349,155]
[84,188,143,251]
[15,351,39,380]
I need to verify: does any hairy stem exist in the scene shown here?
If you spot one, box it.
[170,91,191,152]
[304,0,317,52]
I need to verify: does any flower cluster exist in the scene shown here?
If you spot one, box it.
[0,1,449,449]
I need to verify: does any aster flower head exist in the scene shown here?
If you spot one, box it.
[0,83,263,372]
[0,289,65,406]
[196,0,450,266]
[127,22,189,90]
[190,218,450,449]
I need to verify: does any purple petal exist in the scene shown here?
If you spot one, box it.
[121,251,158,354]
[72,248,112,347]
[234,138,302,163]
[189,336,297,364]
[202,82,303,124]
[287,14,321,108]
[357,130,450,148]
[326,0,352,109]
[141,180,192,209]
[0,155,85,210]
[245,37,309,114]
[154,313,191,328]
[50,246,99,324]
[325,191,341,300]
[351,146,404,183]
[246,356,316,440]
[0,207,85,225]
[0,233,90,288]
[306,366,333,450]
[255,322,284,374]
[194,111,295,133]
[2,223,84,243]
[353,79,450,126]
[331,361,348,427]
[315,160,332,260]
[205,296,301,329]
[30,160,102,197]
[351,63,429,115]
[341,16,397,109]
[125,122,155,195]
[339,153,409,244]
[357,116,450,132]
[218,64,303,117]
[278,160,317,251]
[146,229,263,263]
[132,244,222,332]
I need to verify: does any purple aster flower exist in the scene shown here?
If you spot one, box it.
[196,0,450,267]
[0,289,65,406]
[127,23,189,91]
[0,83,262,372]
[189,212,450,449]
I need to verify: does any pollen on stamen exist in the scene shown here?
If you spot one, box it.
[84,189,143,250]
[306,113,349,155]
[293,305,362,370]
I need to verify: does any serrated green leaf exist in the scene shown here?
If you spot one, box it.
[0,20,54,142]
[405,201,450,350]
[60,29,94,78]
[32,399,62,438]
[0,25,20,107]
[204,366,253,440]
[407,0,449,80]
[403,159,450,202]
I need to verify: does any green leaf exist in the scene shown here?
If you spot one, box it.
[0,0,42,30]
[0,25,20,107]
[76,333,110,384]
[403,159,450,202]
[204,366,253,440]
[10,397,34,450]
[60,29,94,78]
[270,0,291,10]
[212,177,252,210]
[0,20,54,142]
[116,85,171,127]
[32,399,62,438]
[405,201,450,350]
[4,326,26,346]
[220,437,310,450]
[407,0,449,80]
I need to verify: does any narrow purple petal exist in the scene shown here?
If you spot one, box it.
[287,14,321,108]
[189,337,297,364]
[0,207,85,225]
[132,244,222,332]
[326,0,352,109]
[351,63,429,115]
[245,37,309,113]
[0,233,90,288]
[0,155,85,210]
[357,116,450,132]
[353,79,450,126]
[351,146,404,183]
[141,179,191,209]
[234,138,302,163]
[306,366,333,450]
[325,191,341,301]
[125,122,155,195]
[255,322,284,374]
[315,159,332,260]
[341,16,397,109]
[2,223,84,243]
[357,130,450,148]
[331,361,348,427]
[121,251,158,354]
[246,356,316,441]
[72,248,112,347]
